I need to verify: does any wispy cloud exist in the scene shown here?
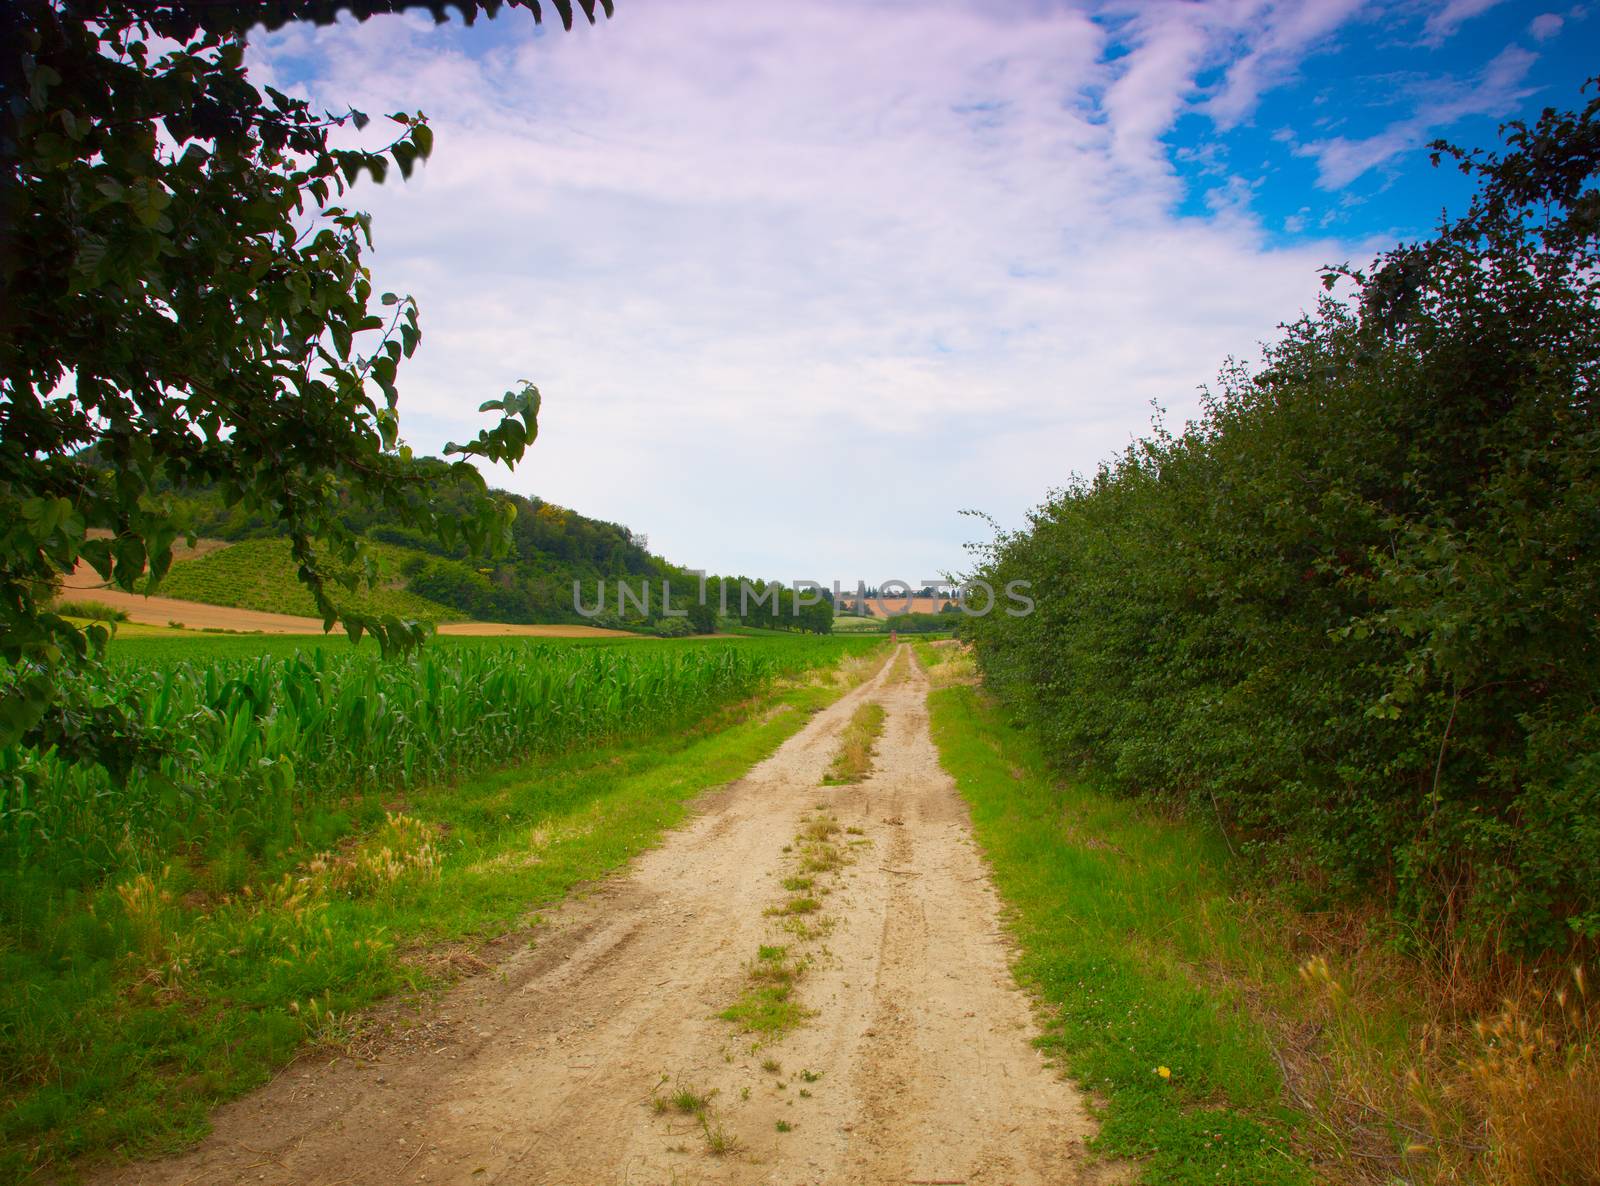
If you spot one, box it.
[1421,0,1508,46]
[1203,0,1367,129]
[1290,45,1537,189]
[244,2,1416,577]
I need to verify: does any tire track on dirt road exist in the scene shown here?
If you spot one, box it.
[98,646,1118,1186]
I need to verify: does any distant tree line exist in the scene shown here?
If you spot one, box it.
[161,469,841,635]
[884,610,960,634]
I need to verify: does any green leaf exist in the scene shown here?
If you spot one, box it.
[125,178,172,227]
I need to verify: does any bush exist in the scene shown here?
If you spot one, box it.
[966,87,1600,955]
[53,600,128,623]
[883,612,958,635]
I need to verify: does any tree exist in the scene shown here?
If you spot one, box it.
[0,0,611,757]
[796,593,833,635]
[685,598,717,635]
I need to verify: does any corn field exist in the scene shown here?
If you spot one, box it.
[0,637,866,892]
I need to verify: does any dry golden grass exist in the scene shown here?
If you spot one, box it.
[823,649,888,690]
[115,871,176,959]
[927,650,977,688]
[911,639,978,688]
[1461,967,1599,1185]
[1283,939,1598,1185]
[822,702,885,784]
[305,812,442,897]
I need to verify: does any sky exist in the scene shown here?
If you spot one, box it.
[248,0,1595,584]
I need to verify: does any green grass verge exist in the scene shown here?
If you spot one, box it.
[925,685,1312,1186]
[0,675,853,1183]
[152,538,465,622]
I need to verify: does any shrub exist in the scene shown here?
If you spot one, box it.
[883,612,957,634]
[53,599,128,623]
[965,86,1600,955]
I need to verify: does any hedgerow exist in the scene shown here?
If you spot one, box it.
[966,84,1600,955]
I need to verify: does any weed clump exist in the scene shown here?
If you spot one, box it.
[822,702,886,784]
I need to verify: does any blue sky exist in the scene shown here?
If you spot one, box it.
[1164,2,1591,242]
[250,1,1595,583]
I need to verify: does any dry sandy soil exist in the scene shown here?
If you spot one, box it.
[95,648,1118,1186]
[841,596,952,619]
[59,561,636,638]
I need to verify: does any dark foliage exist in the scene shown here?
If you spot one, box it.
[966,83,1600,955]
[883,612,957,634]
[1,0,608,762]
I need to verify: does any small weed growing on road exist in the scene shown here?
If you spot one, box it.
[775,1120,792,1132]
[801,846,845,874]
[720,984,806,1035]
[781,915,832,941]
[803,816,840,841]
[761,1057,781,1073]
[653,1081,713,1116]
[672,1087,711,1115]
[701,1114,739,1156]
[768,896,820,916]
[800,1069,821,1082]
[781,875,814,891]
[750,957,797,986]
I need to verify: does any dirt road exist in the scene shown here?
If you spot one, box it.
[98,647,1112,1185]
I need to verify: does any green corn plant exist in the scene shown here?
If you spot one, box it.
[0,636,876,905]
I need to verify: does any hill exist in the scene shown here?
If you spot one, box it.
[151,468,836,635]
[164,473,677,628]
[152,538,468,623]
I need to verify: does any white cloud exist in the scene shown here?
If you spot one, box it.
[248,2,1362,579]
[1421,0,1508,46]
[1528,12,1564,38]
